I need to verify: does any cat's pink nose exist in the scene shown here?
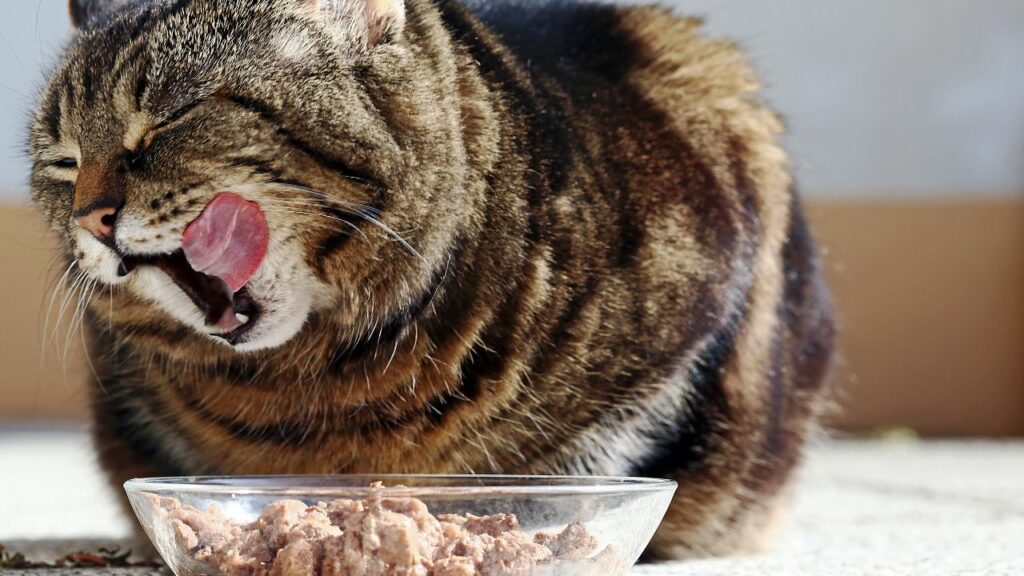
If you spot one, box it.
[75,205,119,241]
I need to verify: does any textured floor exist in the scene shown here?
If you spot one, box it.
[637,440,1024,575]
[1,427,1021,575]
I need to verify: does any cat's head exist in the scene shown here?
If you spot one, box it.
[30,0,484,354]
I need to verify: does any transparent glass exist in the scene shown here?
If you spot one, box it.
[125,475,676,576]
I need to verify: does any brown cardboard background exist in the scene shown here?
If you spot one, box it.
[0,205,86,420]
[810,200,1024,436]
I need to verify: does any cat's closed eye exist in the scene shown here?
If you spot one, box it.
[127,100,207,162]
[51,157,78,169]
[159,99,205,128]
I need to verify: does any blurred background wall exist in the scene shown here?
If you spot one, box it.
[1,1,1022,434]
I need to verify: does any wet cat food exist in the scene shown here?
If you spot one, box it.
[147,485,618,576]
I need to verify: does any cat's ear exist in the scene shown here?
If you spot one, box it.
[69,0,135,29]
[301,0,406,47]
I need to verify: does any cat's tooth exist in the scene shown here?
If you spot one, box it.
[235,313,251,325]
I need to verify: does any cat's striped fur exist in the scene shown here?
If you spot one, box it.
[30,0,834,559]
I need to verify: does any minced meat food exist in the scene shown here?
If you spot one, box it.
[147,484,621,576]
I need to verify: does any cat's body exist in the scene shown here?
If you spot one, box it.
[31,0,833,560]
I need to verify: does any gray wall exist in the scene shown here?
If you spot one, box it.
[666,0,1024,199]
[0,1,69,201]
[1,0,1022,199]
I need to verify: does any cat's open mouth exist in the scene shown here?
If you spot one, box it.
[117,192,270,345]
[118,251,261,344]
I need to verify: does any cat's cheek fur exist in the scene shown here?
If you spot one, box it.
[229,228,336,352]
[232,260,324,353]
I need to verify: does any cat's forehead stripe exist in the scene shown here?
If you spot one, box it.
[122,112,151,152]
[41,84,64,143]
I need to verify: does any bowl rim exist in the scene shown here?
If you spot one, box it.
[124,474,678,497]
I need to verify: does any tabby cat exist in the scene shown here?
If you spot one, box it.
[30,0,834,560]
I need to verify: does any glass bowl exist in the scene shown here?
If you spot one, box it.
[125,475,676,576]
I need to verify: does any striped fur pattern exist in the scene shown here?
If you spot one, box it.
[29,0,834,559]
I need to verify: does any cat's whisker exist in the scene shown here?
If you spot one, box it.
[51,269,88,354]
[59,273,91,378]
[108,282,115,333]
[260,196,423,264]
[381,337,401,376]
[254,193,385,218]
[250,190,385,219]
[42,259,79,364]
[78,281,107,395]
[257,205,372,246]
[37,253,69,350]
[48,272,78,352]
[256,199,381,244]
[64,275,98,374]
[239,182,428,266]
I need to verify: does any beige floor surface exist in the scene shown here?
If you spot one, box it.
[1,428,1021,575]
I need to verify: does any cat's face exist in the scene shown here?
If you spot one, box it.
[29,0,473,354]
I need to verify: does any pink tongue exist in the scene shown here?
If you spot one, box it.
[182,192,269,294]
